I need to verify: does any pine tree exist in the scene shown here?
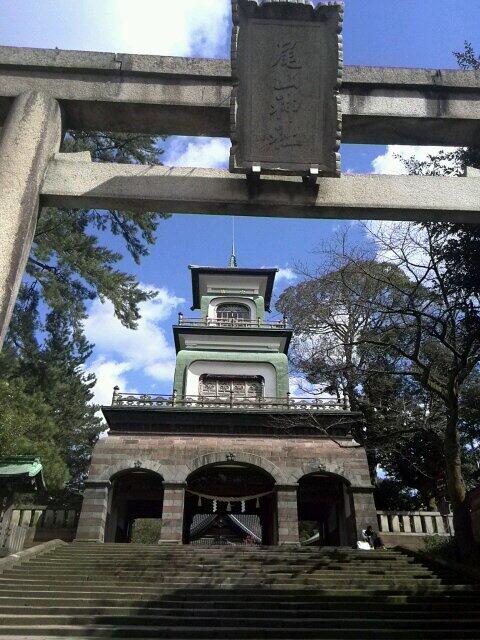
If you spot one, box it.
[2,289,103,500]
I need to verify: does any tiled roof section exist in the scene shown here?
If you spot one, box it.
[0,456,43,478]
[189,513,262,543]
[0,456,46,492]
[190,514,216,538]
[230,514,261,542]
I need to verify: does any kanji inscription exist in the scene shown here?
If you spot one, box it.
[265,40,303,152]
[230,0,343,177]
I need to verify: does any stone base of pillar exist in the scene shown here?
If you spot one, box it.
[276,484,300,546]
[350,485,378,542]
[75,481,110,543]
[159,482,186,545]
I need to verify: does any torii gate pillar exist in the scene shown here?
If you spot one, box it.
[0,91,62,348]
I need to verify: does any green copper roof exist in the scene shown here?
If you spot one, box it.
[0,456,43,479]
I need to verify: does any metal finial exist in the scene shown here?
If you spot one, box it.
[229,217,237,267]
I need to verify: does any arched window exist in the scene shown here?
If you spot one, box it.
[216,303,250,323]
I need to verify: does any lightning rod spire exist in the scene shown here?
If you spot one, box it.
[229,217,237,268]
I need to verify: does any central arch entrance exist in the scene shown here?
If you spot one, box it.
[183,462,276,545]
[297,472,353,546]
[105,468,164,542]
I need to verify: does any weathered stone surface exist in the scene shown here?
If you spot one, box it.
[159,484,186,544]
[41,160,480,224]
[1,46,479,144]
[230,0,343,176]
[276,485,300,545]
[0,91,62,348]
[75,483,109,542]
[78,432,372,544]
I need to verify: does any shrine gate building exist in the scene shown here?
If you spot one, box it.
[76,262,376,546]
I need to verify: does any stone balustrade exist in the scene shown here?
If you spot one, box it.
[377,510,454,537]
[10,506,79,530]
[1,506,80,552]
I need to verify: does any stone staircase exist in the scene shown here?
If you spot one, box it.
[0,543,478,639]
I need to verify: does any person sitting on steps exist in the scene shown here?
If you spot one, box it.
[363,524,385,550]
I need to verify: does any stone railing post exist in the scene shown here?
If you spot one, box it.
[349,485,378,542]
[159,482,186,544]
[0,91,62,348]
[75,481,111,542]
[378,512,389,533]
[276,484,300,546]
[111,385,120,405]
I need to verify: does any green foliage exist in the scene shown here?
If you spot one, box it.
[0,376,69,491]
[26,130,167,330]
[2,289,103,499]
[130,518,162,544]
[454,41,480,69]
[374,479,422,511]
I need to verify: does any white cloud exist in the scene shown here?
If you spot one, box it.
[165,137,230,169]
[86,358,134,406]
[288,376,325,399]
[367,144,459,265]
[372,145,458,175]
[84,285,184,403]
[115,0,230,57]
[276,267,297,283]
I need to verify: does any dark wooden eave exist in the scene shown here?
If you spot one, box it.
[101,404,361,438]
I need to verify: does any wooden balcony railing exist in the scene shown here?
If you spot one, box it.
[111,391,348,412]
[176,316,288,329]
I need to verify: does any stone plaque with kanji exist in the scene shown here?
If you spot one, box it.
[230,0,343,177]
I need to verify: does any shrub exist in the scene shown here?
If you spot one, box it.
[130,519,162,544]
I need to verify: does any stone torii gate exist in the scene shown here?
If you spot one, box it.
[0,0,480,347]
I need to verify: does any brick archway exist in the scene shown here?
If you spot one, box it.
[182,452,282,545]
[185,450,286,485]
[95,460,168,484]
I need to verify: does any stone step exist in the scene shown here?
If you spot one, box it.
[10,554,428,564]
[1,592,477,605]
[0,577,447,589]
[27,558,419,567]
[52,551,412,560]
[23,556,425,565]
[47,555,416,566]
[1,597,479,611]
[53,546,408,552]
[0,567,446,583]
[1,544,475,639]
[2,614,480,631]
[0,585,474,599]
[0,624,474,638]
[4,568,437,579]
[0,605,480,626]
[55,549,412,559]
[2,563,442,575]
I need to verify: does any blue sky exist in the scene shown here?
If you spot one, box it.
[1,0,478,403]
